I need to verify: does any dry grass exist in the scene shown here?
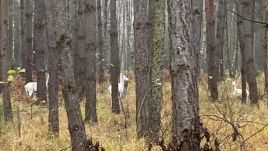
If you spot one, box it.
[0,75,268,151]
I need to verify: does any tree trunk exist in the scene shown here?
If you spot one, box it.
[254,0,265,70]
[84,0,98,123]
[110,0,120,113]
[264,0,268,104]
[97,0,104,86]
[75,0,86,97]
[192,0,203,77]
[134,0,150,138]
[0,0,13,122]
[205,0,218,101]
[46,0,87,150]
[45,0,60,134]
[147,0,164,143]
[34,0,47,103]
[24,0,33,83]
[20,0,25,68]
[215,0,226,80]
[168,0,200,150]
[238,0,259,105]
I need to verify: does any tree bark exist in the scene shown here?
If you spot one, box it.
[24,0,33,83]
[110,0,120,113]
[215,0,226,80]
[134,0,150,138]
[84,0,98,123]
[97,0,104,85]
[238,0,259,105]
[205,0,218,101]
[46,0,87,150]
[147,0,164,143]
[34,0,47,103]
[168,0,200,150]
[0,0,13,122]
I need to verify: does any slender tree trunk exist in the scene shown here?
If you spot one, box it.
[0,0,13,122]
[147,0,164,143]
[168,0,200,149]
[8,0,14,67]
[46,0,87,150]
[264,0,268,106]
[216,0,226,80]
[14,0,20,67]
[238,0,259,105]
[254,0,265,70]
[192,0,203,77]
[75,0,86,97]
[20,0,25,68]
[205,0,218,101]
[24,0,33,83]
[110,0,120,113]
[34,0,47,103]
[84,0,98,123]
[97,0,104,86]
[45,0,60,134]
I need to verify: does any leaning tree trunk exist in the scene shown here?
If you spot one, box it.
[34,0,47,104]
[147,0,164,143]
[134,0,150,138]
[168,0,200,150]
[84,0,98,123]
[110,0,120,113]
[0,0,13,122]
[46,0,87,150]
[238,0,259,105]
[24,0,33,83]
[205,0,218,101]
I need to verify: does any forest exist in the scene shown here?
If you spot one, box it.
[0,0,268,151]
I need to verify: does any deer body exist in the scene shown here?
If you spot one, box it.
[24,73,49,97]
[232,81,249,99]
[108,73,129,100]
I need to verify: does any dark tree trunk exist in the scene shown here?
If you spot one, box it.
[97,0,104,86]
[168,0,200,149]
[134,0,150,138]
[20,0,25,68]
[24,0,33,83]
[205,0,218,101]
[84,0,98,123]
[110,0,120,113]
[46,0,59,134]
[0,0,13,122]
[238,0,259,105]
[34,0,47,103]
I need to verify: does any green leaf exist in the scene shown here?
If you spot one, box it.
[110,64,115,67]
[8,75,14,82]
[18,68,25,73]
[0,81,5,84]
[7,69,17,75]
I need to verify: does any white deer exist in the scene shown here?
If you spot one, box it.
[231,81,249,99]
[24,73,49,97]
[108,73,129,101]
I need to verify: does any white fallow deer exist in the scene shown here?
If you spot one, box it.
[108,73,129,101]
[24,72,49,97]
[231,81,249,100]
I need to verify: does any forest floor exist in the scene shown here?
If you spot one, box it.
[1,74,268,151]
